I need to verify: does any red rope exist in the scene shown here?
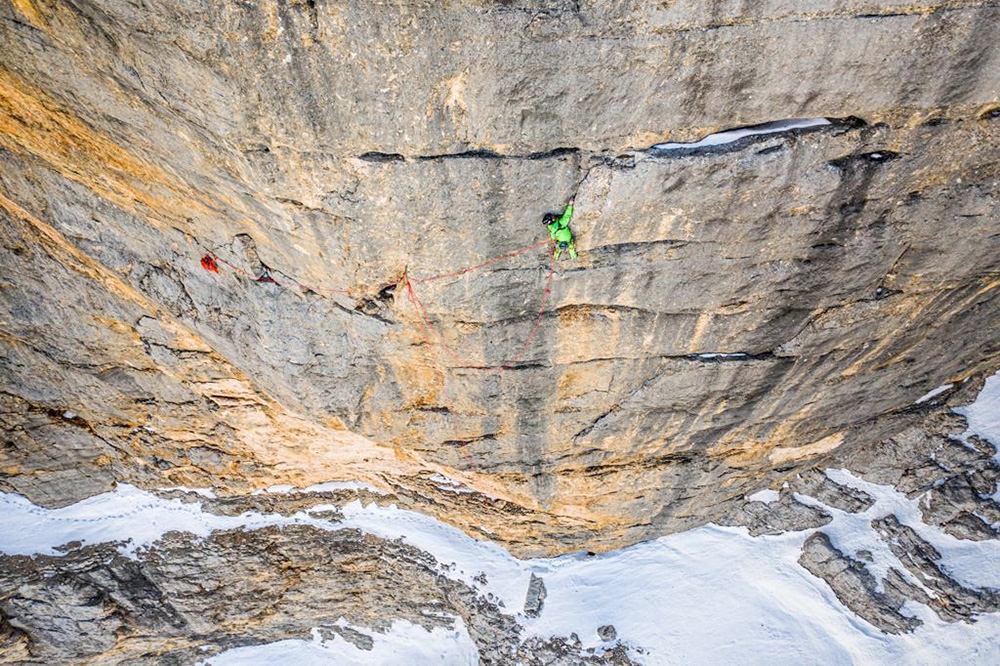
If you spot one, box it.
[409,239,552,283]
[404,244,556,373]
[202,238,558,476]
[405,278,483,471]
[204,237,547,297]
[499,246,557,372]
[206,251,349,295]
[402,238,557,372]
[203,238,557,372]
[405,279,461,365]
[466,246,556,372]
[208,252,257,279]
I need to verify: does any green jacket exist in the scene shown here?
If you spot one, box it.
[547,204,574,242]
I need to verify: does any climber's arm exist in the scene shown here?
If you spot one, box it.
[556,200,574,227]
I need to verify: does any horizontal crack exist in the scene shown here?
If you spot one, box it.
[646,117,863,159]
[358,152,405,163]
[452,361,549,371]
[682,351,777,363]
[354,114,871,169]
[587,238,690,255]
[578,450,702,477]
[648,3,998,37]
[440,433,498,447]
[357,147,582,163]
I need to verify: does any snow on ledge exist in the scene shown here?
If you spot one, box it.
[160,486,218,499]
[746,488,781,504]
[915,383,954,404]
[652,118,831,151]
[429,473,477,494]
[301,481,388,495]
[0,485,306,559]
[697,352,749,359]
[251,481,387,496]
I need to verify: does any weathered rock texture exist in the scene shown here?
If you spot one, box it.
[1,0,999,558]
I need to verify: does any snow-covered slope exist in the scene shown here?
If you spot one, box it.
[2,373,998,664]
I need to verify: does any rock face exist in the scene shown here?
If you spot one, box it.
[1,0,999,557]
[799,514,1000,635]
[2,5,996,662]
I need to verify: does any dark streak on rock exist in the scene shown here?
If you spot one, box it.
[358,152,406,163]
[442,433,498,448]
[418,149,504,161]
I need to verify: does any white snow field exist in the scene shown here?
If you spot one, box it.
[1,371,998,664]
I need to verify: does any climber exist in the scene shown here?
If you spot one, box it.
[544,197,577,260]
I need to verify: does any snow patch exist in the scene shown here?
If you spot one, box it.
[202,617,478,666]
[301,481,387,495]
[517,523,1000,664]
[955,371,1000,459]
[437,485,476,494]
[915,384,954,404]
[252,481,386,496]
[653,118,830,151]
[808,469,1000,591]
[0,485,312,559]
[747,488,781,504]
[427,473,476,494]
[429,473,460,486]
